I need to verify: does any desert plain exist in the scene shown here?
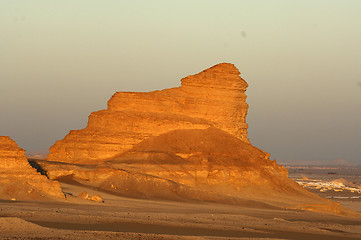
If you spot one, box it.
[1,178,361,240]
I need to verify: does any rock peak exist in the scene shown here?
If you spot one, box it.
[203,63,240,74]
[181,63,248,90]
[0,136,25,153]
[0,136,14,144]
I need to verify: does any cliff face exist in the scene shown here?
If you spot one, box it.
[48,63,249,164]
[0,136,64,200]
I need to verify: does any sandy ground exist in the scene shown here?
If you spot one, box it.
[1,182,361,240]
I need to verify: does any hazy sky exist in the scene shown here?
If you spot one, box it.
[1,0,360,164]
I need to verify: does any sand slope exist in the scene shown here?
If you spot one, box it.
[38,128,360,217]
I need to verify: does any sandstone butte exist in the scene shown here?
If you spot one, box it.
[0,136,64,200]
[42,63,357,216]
[48,63,249,164]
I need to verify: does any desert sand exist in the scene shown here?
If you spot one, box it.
[1,180,361,240]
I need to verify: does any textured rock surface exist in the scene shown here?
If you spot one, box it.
[43,128,294,200]
[40,128,354,216]
[77,192,103,203]
[42,63,353,215]
[48,63,249,164]
[0,136,64,200]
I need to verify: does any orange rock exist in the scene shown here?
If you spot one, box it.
[48,63,249,164]
[89,194,103,203]
[77,192,89,199]
[41,128,321,206]
[40,63,356,216]
[77,192,102,202]
[0,136,64,200]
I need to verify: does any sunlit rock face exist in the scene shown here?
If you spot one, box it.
[48,63,249,164]
[42,63,356,216]
[0,136,64,200]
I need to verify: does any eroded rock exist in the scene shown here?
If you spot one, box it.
[0,136,64,200]
[89,195,103,203]
[77,192,89,200]
[40,63,358,216]
[77,191,103,203]
[48,63,249,164]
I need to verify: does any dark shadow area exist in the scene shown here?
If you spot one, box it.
[28,159,49,178]
[29,220,361,240]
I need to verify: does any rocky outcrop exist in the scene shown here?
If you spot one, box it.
[43,128,293,200]
[0,136,64,200]
[48,63,249,164]
[41,63,356,216]
[40,128,354,216]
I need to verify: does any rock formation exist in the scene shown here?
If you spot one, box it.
[48,63,249,164]
[40,63,357,216]
[41,128,355,215]
[43,128,301,200]
[0,136,64,200]
[78,192,103,203]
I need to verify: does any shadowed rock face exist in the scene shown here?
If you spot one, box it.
[0,136,64,200]
[40,128,358,216]
[48,63,249,164]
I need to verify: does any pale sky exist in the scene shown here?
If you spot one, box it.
[1,0,360,164]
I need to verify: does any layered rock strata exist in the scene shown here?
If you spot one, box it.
[42,63,356,216]
[48,63,249,164]
[0,136,64,200]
